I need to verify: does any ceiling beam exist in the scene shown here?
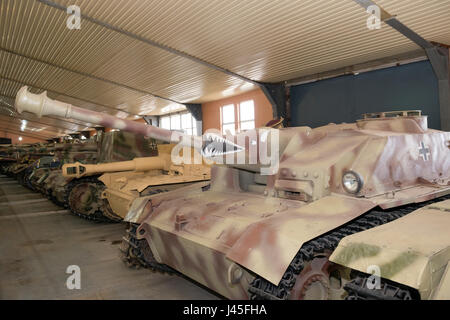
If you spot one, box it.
[0,46,182,106]
[37,0,260,87]
[184,104,202,122]
[260,84,287,121]
[36,0,286,122]
[286,49,427,86]
[353,0,450,130]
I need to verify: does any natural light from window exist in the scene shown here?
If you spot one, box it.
[221,100,255,134]
[221,104,235,135]
[239,100,255,131]
[160,112,198,135]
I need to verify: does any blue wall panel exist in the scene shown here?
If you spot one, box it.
[290,61,440,129]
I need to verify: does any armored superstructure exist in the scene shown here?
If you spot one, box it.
[15,86,450,300]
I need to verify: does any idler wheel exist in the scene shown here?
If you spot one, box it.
[289,254,346,300]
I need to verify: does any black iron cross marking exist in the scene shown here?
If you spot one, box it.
[418,142,430,161]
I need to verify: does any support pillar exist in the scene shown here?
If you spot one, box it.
[185,103,203,135]
[354,0,450,130]
[260,83,287,124]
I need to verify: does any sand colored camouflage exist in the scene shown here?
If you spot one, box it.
[62,143,210,221]
[15,86,450,300]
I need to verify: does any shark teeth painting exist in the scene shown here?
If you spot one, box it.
[201,133,244,158]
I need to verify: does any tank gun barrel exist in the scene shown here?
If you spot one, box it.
[15,86,287,174]
[62,156,168,178]
[15,86,195,145]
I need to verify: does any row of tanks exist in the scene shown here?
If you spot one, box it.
[10,86,450,300]
[0,142,55,184]
[60,143,211,267]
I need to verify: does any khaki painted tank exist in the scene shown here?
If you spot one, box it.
[43,130,158,211]
[62,144,209,222]
[15,86,450,299]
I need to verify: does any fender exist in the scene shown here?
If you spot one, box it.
[330,199,450,299]
[227,195,376,285]
[124,181,210,224]
[433,262,450,299]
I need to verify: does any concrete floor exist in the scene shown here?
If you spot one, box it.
[0,175,218,300]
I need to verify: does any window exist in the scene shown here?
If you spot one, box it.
[239,100,255,131]
[170,114,181,130]
[181,113,197,135]
[160,116,171,130]
[220,100,255,134]
[221,104,235,135]
[159,112,198,135]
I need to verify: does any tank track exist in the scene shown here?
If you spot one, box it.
[119,188,174,272]
[16,170,27,187]
[343,272,418,300]
[248,194,450,300]
[65,176,110,223]
[46,188,65,207]
[119,223,174,274]
[101,199,123,222]
[22,168,36,191]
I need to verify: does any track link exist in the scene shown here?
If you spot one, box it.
[119,189,173,273]
[119,223,174,274]
[248,194,450,300]
[65,176,110,222]
[344,272,418,300]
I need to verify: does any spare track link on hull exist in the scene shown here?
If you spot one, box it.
[119,223,174,274]
[248,194,450,300]
[65,176,110,223]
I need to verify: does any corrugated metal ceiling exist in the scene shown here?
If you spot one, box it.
[1,0,449,139]
[50,0,450,81]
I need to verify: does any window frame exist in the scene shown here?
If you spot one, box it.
[237,99,255,132]
[220,99,255,134]
[159,111,198,135]
[220,104,236,135]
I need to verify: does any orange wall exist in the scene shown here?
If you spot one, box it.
[202,88,273,132]
[134,118,147,124]
[0,132,45,144]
